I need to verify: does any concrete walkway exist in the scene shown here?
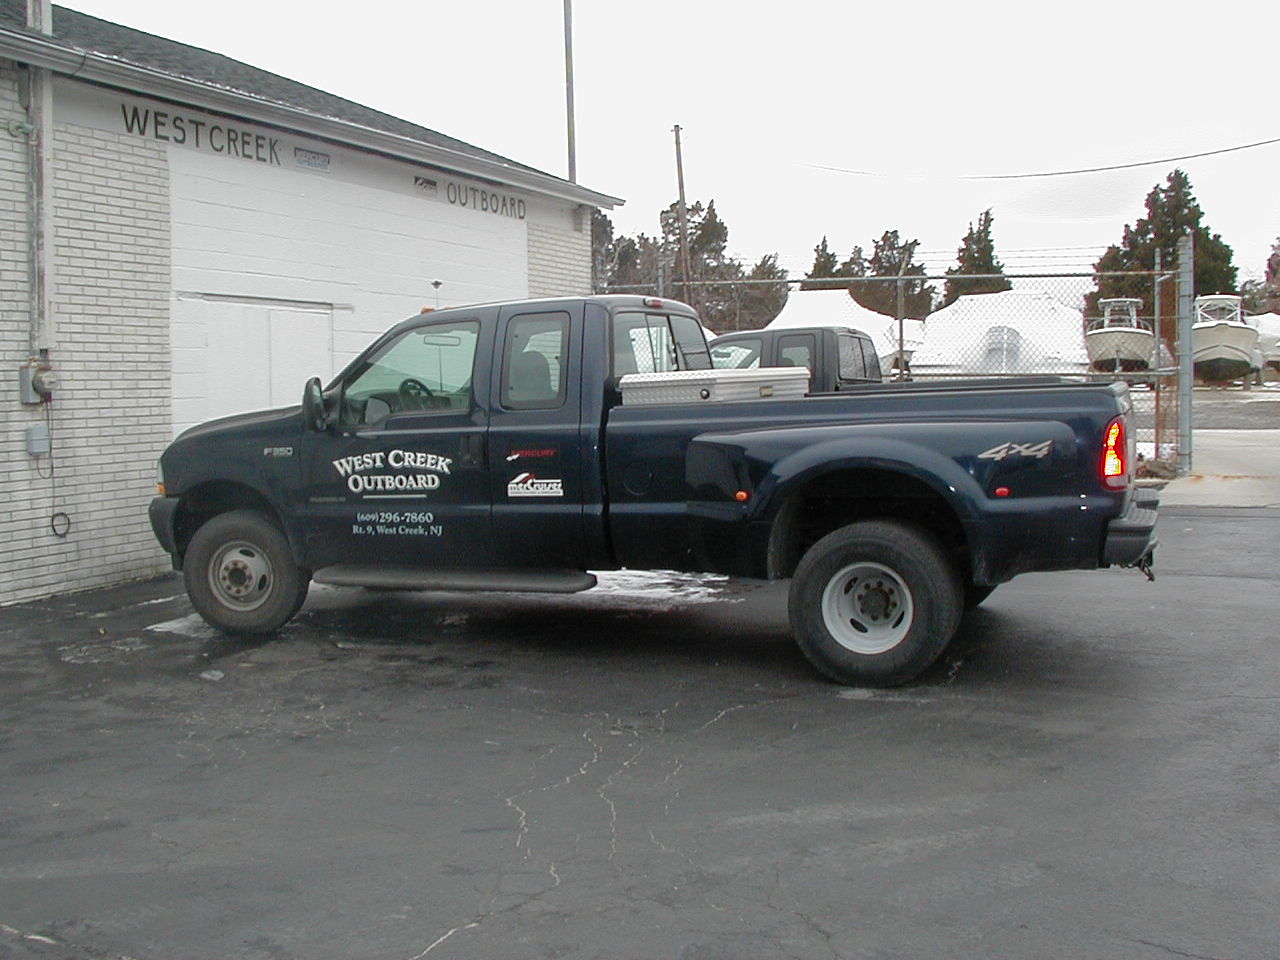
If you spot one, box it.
[1159,429,1280,508]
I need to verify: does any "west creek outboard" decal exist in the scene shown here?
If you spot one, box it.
[332,450,453,498]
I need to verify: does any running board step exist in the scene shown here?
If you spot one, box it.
[313,566,598,594]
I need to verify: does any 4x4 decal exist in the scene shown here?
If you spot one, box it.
[978,440,1053,461]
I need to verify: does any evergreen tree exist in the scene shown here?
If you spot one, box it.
[852,230,935,318]
[592,199,788,331]
[1241,236,1280,315]
[838,246,867,279]
[690,200,729,268]
[591,210,617,293]
[733,254,790,331]
[943,209,1012,307]
[1086,169,1237,317]
[801,236,840,290]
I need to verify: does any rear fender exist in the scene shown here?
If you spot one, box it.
[688,423,990,525]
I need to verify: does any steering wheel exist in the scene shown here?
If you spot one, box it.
[398,378,435,409]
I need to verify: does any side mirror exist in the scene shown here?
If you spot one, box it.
[302,377,327,432]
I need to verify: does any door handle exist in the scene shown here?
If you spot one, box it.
[460,433,486,468]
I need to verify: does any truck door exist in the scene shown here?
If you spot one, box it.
[486,305,587,568]
[296,313,495,568]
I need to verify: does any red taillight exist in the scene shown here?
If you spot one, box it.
[1101,417,1128,490]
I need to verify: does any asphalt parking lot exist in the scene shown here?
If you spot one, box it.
[1,422,1277,960]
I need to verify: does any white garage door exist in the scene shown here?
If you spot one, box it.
[172,293,334,436]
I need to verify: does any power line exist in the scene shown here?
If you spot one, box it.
[966,135,1280,180]
[806,135,1280,181]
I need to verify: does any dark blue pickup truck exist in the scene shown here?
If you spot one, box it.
[150,295,1157,685]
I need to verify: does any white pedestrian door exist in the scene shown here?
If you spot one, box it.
[171,294,334,436]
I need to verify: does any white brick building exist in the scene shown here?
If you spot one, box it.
[0,3,619,605]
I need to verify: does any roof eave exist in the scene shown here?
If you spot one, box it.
[0,26,623,210]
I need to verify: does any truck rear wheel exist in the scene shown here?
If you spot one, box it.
[788,520,962,686]
[184,510,309,634]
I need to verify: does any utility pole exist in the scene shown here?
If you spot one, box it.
[672,125,693,309]
[563,0,576,182]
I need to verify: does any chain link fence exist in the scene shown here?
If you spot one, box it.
[817,272,1184,475]
[610,257,1192,475]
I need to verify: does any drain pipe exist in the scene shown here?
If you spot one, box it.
[23,0,55,359]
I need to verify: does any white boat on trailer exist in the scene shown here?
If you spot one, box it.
[1085,298,1155,373]
[1192,295,1259,384]
[1245,312,1280,378]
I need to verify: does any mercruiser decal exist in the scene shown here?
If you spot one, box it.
[977,441,1053,461]
[332,450,453,498]
[507,473,564,498]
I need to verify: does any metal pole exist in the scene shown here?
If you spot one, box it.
[1176,232,1195,476]
[672,125,694,310]
[563,0,576,183]
[26,0,54,355]
[894,242,916,382]
[1153,246,1163,459]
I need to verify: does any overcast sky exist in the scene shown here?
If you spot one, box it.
[63,0,1278,286]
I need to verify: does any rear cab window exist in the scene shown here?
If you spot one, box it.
[611,310,711,380]
[500,312,569,410]
[837,333,882,383]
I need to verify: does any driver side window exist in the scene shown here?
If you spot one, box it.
[340,320,479,425]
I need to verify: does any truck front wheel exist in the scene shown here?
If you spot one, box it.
[789,520,962,686]
[184,510,310,634]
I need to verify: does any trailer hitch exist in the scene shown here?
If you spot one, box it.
[1134,545,1156,582]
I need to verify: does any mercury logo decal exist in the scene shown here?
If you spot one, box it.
[505,448,557,462]
[978,441,1053,461]
[507,473,564,498]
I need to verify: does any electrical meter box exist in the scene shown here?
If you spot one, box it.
[19,360,55,405]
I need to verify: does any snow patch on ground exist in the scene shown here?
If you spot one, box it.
[837,688,938,704]
[147,614,218,639]
[58,637,151,665]
[586,569,737,606]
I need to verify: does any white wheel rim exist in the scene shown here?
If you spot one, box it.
[820,561,914,655]
[208,540,274,612]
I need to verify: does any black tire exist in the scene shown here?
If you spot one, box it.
[183,510,310,634]
[963,583,997,610]
[788,520,963,687]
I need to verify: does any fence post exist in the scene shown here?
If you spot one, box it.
[1176,232,1195,477]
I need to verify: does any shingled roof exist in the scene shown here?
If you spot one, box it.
[0,1,578,187]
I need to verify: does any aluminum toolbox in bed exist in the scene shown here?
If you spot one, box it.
[619,367,811,406]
